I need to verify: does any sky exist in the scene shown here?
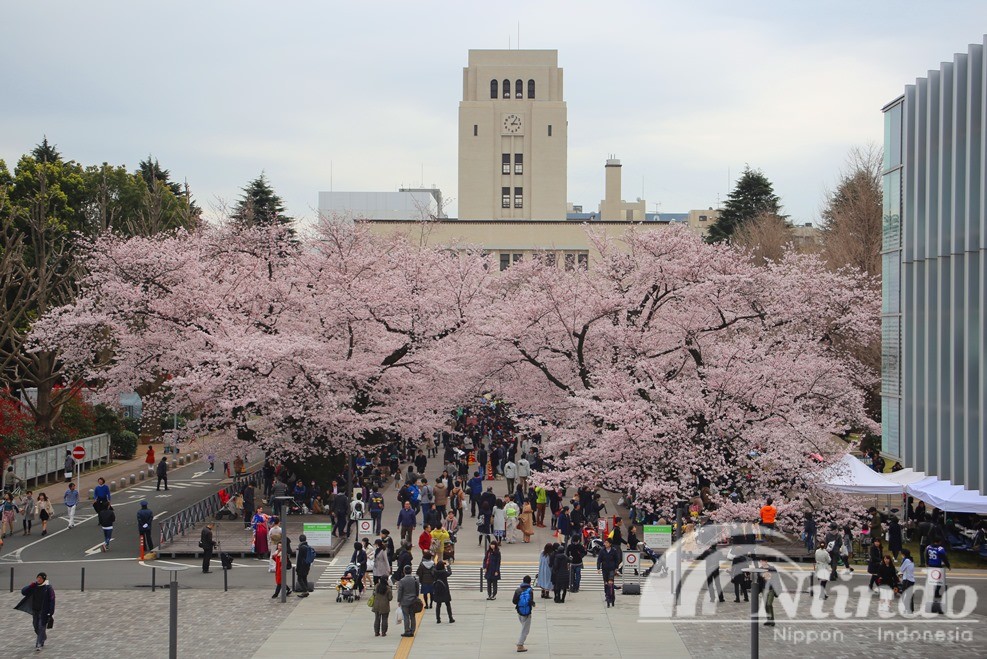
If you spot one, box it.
[1,2,985,225]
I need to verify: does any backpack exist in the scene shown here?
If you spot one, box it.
[516,587,533,616]
[350,501,364,520]
[304,545,316,566]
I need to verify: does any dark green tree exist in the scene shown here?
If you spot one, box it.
[707,166,783,243]
[31,137,61,164]
[231,173,293,232]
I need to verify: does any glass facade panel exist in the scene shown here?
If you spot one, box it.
[881,317,900,396]
[884,103,903,171]
[882,397,900,457]
[882,253,900,313]
[882,169,901,251]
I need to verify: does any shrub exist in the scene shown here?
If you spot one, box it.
[112,430,139,460]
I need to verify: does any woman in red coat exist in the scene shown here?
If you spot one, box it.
[418,524,433,554]
[271,543,290,598]
[145,446,156,467]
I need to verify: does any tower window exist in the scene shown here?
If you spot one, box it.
[514,187,523,208]
[502,153,511,175]
[514,153,523,175]
[490,79,498,99]
[528,79,535,99]
[473,124,478,136]
[502,187,510,208]
[548,125,552,137]
[500,253,511,271]
[515,79,523,99]
[502,79,510,99]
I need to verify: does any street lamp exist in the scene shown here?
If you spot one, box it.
[141,561,189,659]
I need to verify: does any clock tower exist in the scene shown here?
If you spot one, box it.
[458,50,567,220]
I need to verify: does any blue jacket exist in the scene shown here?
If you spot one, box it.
[93,484,110,501]
[397,508,417,528]
[467,476,483,496]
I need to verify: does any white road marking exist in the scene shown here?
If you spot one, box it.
[153,511,169,519]
[192,470,211,479]
[155,494,172,499]
[84,543,106,556]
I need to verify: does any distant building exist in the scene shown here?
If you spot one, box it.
[318,188,444,221]
[881,35,987,493]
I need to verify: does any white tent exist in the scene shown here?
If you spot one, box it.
[819,454,903,495]
[904,477,987,514]
[883,468,928,486]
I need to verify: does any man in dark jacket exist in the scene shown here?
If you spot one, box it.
[242,483,256,529]
[396,565,420,637]
[414,450,428,476]
[19,572,55,651]
[333,493,349,538]
[597,538,622,583]
[566,538,587,591]
[397,501,417,545]
[823,524,843,581]
[156,457,169,491]
[295,534,313,597]
[395,542,413,583]
[137,501,154,551]
[200,523,216,573]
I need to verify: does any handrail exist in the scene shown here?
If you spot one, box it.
[157,469,262,546]
[8,433,111,483]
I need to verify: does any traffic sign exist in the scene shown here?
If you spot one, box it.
[928,567,945,587]
[357,519,373,537]
[72,445,86,460]
[624,551,640,568]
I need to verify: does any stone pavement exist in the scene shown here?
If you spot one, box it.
[0,588,297,659]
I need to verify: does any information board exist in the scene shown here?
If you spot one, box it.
[303,522,334,548]
[643,524,673,548]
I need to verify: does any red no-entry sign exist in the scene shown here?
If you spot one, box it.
[72,445,86,460]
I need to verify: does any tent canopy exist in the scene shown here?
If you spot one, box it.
[905,477,987,514]
[819,454,903,495]
[883,468,928,486]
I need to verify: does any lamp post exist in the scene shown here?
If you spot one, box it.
[141,562,189,659]
[743,566,767,659]
[273,496,295,603]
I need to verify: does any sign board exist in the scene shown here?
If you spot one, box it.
[624,551,640,569]
[643,524,673,549]
[598,518,608,534]
[927,567,945,587]
[357,519,373,537]
[72,445,86,460]
[303,522,334,548]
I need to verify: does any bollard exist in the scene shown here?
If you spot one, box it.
[89,488,95,500]
[110,481,117,493]
[81,567,85,592]
[130,474,136,485]
[9,567,12,593]
[139,471,145,481]
[148,467,154,478]
[152,567,156,592]
[193,451,199,460]
[120,478,126,490]
[170,459,177,469]
[223,565,228,592]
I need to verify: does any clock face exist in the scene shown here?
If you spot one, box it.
[502,113,523,134]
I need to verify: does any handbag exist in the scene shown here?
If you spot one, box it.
[366,593,375,608]
[46,615,54,629]
[412,598,424,613]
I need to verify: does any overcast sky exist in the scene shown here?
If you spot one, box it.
[2,2,985,224]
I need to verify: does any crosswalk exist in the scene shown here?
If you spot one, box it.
[123,481,213,496]
[314,560,635,593]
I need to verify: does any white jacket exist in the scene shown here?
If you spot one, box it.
[517,460,531,478]
[814,548,831,580]
[504,462,517,479]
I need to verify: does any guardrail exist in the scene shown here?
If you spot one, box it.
[157,469,262,546]
[8,433,111,485]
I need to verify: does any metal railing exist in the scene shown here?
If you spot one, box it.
[157,469,262,546]
[8,433,111,485]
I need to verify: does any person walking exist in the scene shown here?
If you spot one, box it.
[416,551,436,609]
[241,482,256,530]
[0,496,17,539]
[519,500,534,543]
[137,501,154,551]
[877,554,898,613]
[597,538,623,585]
[93,478,111,513]
[373,538,391,585]
[534,486,547,527]
[551,545,570,603]
[802,512,816,554]
[200,522,216,573]
[537,543,554,599]
[36,493,53,536]
[156,456,169,491]
[64,450,75,482]
[432,560,455,623]
[271,542,291,598]
[517,456,531,493]
[484,541,502,600]
[566,536,586,592]
[888,516,903,560]
[731,553,751,602]
[899,548,916,614]
[396,565,421,637]
[371,574,393,637]
[513,575,535,653]
[397,501,417,546]
[867,538,883,590]
[20,491,35,536]
[814,541,831,599]
[295,534,315,598]
[97,504,116,552]
[369,486,384,535]
[145,445,156,469]
[505,496,520,544]
[63,483,79,529]
[396,541,413,583]
[757,559,782,626]
[504,459,517,495]
[17,572,55,652]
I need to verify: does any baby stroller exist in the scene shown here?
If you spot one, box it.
[583,527,604,557]
[641,544,667,578]
[215,493,241,520]
[335,568,359,602]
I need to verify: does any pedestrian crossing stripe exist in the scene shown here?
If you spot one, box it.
[127,481,210,493]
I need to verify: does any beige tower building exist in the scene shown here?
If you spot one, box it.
[458,50,567,220]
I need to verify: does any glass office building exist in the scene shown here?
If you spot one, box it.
[881,36,986,492]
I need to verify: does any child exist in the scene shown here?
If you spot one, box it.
[604,577,616,607]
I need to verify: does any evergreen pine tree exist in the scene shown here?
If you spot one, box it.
[231,173,293,233]
[31,137,62,164]
[707,166,783,243]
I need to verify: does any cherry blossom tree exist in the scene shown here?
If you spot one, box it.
[30,220,493,460]
[480,226,879,525]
